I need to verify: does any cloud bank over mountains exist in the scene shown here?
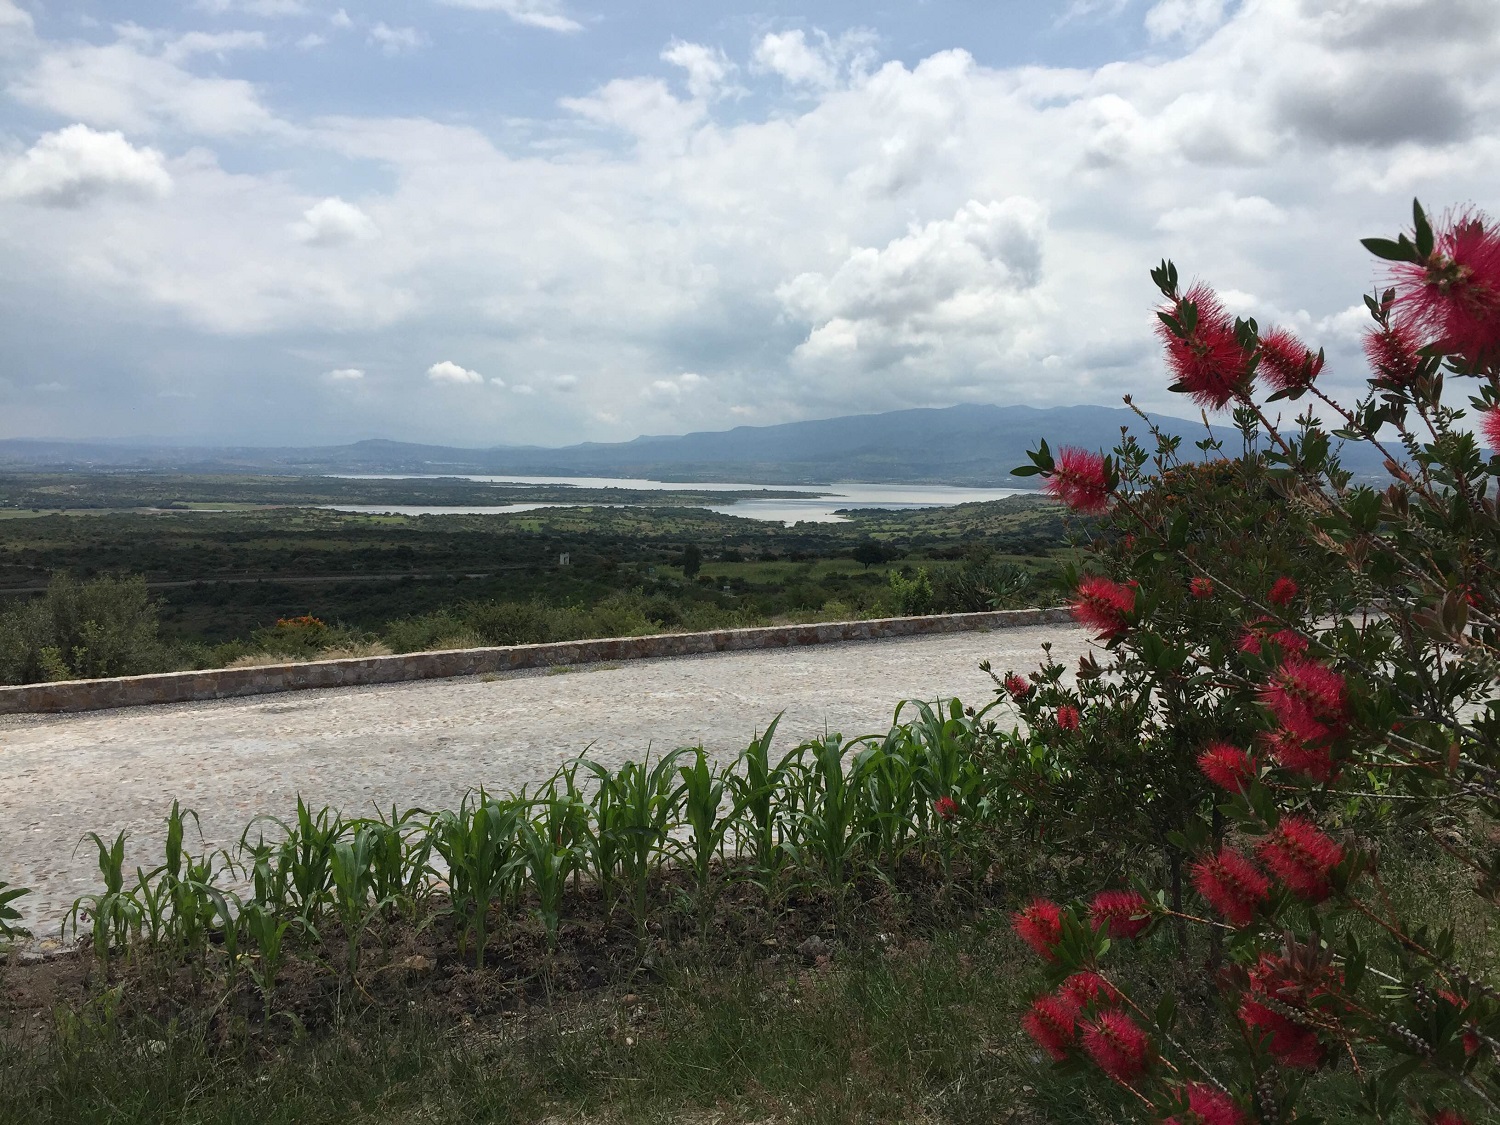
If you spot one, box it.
[0,0,1497,445]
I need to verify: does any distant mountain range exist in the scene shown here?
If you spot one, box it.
[0,403,1386,486]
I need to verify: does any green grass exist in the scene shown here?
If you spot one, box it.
[0,917,1058,1125]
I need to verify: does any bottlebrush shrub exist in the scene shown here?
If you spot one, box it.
[1005,202,1500,1122]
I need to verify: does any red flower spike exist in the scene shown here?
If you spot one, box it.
[1044,447,1112,513]
[1267,629,1308,656]
[1259,657,1348,746]
[1013,899,1064,960]
[1191,847,1270,927]
[1482,409,1500,453]
[1390,208,1500,368]
[1060,971,1122,1009]
[1073,575,1136,639]
[1430,1111,1472,1125]
[1080,1010,1152,1084]
[1198,742,1256,791]
[1258,328,1324,394]
[1158,283,1253,409]
[1055,704,1081,731]
[1364,319,1425,389]
[1238,998,1325,1068]
[1190,576,1214,599]
[1256,816,1344,900]
[1238,629,1262,655]
[1003,673,1032,701]
[1088,890,1151,939]
[1262,728,1336,783]
[1164,1084,1251,1125]
[1022,994,1078,1061]
[933,796,958,821]
[1268,576,1299,606]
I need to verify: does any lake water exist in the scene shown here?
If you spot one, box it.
[326,474,1032,525]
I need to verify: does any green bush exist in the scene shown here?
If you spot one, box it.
[462,599,553,646]
[886,567,934,616]
[0,573,164,684]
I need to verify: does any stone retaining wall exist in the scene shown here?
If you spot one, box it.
[0,607,1074,716]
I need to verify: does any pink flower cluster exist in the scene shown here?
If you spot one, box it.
[1043,447,1112,513]
[1073,574,1136,639]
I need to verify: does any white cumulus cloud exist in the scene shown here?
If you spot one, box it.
[325,367,365,381]
[435,0,582,33]
[0,125,172,207]
[751,28,878,90]
[295,197,378,245]
[661,40,735,100]
[427,360,484,384]
[10,30,282,136]
[368,23,426,55]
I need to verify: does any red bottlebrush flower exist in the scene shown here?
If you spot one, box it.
[1190,576,1214,599]
[1481,408,1500,453]
[1267,629,1308,656]
[1364,318,1426,389]
[1198,742,1256,791]
[1164,1084,1251,1125]
[1073,574,1136,639]
[1262,728,1335,783]
[933,796,959,821]
[1238,629,1262,655]
[1391,208,1500,368]
[1429,1112,1472,1125]
[1158,283,1253,409]
[1022,994,1077,1061]
[1268,576,1298,606]
[1060,970,1122,1009]
[1088,889,1150,939]
[1081,1010,1152,1084]
[1258,328,1324,393]
[1044,447,1112,513]
[1055,704,1081,731]
[1191,848,1270,927]
[1259,657,1348,746]
[1238,954,1334,1069]
[1257,816,1344,900]
[1003,673,1033,701]
[1013,899,1064,959]
[1238,998,1325,1068]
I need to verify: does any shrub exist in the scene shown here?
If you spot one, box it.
[1004,201,1500,1123]
[463,599,554,646]
[887,567,935,616]
[0,573,164,684]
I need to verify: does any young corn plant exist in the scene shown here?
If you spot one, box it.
[727,718,799,897]
[242,901,291,1020]
[583,749,686,942]
[66,831,141,965]
[856,737,919,877]
[517,800,581,952]
[329,824,392,973]
[676,747,738,921]
[429,791,521,967]
[787,735,874,892]
[355,805,433,921]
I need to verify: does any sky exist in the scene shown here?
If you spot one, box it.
[0,0,1497,448]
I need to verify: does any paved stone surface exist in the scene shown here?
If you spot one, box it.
[0,625,1089,938]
